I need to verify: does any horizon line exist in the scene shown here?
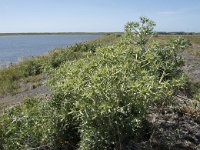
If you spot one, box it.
[0,31,200,35]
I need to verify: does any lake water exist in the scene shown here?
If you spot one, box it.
[0,34,101,66]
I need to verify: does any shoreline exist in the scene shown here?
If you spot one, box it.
[1,32,200,37]
[0,34,103,67]
[0,32,108,36]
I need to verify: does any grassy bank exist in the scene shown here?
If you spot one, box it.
[0,34,120,95]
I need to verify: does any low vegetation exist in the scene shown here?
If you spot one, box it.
[0,17,199,149]
[0,34,120,95]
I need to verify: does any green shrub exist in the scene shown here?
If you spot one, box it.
[47,48,69,68]
[0,98,51,149]
[0,57,44,94]
[49,17,189,149]
[71,43,98,53]
[19,57,43,77]
[48,49,85,68]
[47,43,98,68]
[0,66,21,94]
[0,97,80,150]
[0,122,3,150]
[0,17,190,150]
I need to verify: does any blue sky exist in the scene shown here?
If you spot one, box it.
[0,0,200,32]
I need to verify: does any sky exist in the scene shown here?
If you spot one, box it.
[0,0,200,33]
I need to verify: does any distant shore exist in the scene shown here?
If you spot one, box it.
[0,32,108,36]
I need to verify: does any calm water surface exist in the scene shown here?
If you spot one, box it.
[0,34,101,66]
